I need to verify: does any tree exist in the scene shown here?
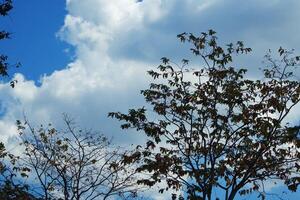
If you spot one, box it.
[0,0,19,87]
[17,115,140,200]
[0,2,36,199]
[0,0,14,168]
[109,30,300,200]
[0,141,37,200]
[0,180,38,200]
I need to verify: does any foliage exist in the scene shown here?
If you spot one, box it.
[109,30,300,200]
[0,139,37,199]
[0,0,12,17]
[0,1,36,198]
[0,0,14,174]
[17,115,140,200]
[0,180,38,200]
[0,0,19,87]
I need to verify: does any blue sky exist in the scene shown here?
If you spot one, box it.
[0,0,72,81]
[1,0,300,199]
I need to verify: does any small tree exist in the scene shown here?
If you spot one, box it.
[18,115,139,200]
[109,30,300,200]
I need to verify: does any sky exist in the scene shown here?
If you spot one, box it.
[1,0,300,199]
[0,0,71,81]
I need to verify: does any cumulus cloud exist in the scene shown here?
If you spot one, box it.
[0,0,300,148]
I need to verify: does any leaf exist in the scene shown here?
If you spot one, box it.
[161,57,170,65]
[182,59,189,65]
[208,29,216,35]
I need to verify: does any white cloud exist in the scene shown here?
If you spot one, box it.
[0,0,299,137]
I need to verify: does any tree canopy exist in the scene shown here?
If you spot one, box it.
[109,30,300,200]
[17,115,140,200]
